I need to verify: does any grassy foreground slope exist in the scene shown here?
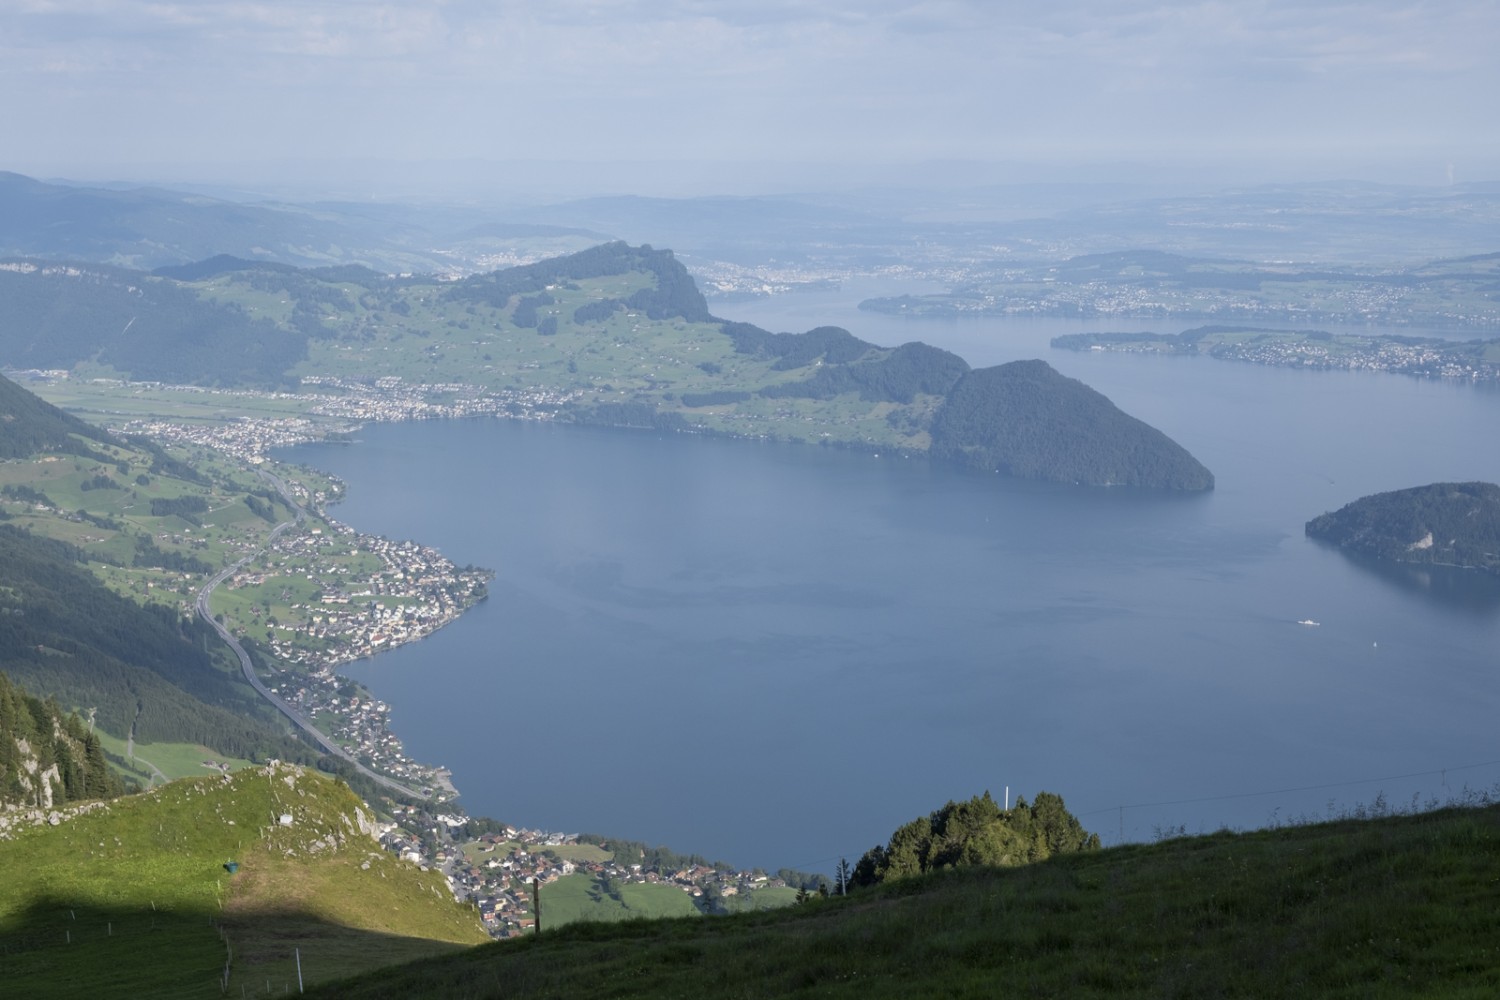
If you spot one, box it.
[311,801,1500,999]
[0,764,487,998]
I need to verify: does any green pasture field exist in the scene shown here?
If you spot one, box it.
[0,434,286,594]
[536,873,702,929]
[29,378,319,424]
[454,840,613,867]
[539,842,613,864]
[93,730,258,783]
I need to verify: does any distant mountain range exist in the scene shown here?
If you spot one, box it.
[6,172,1498,281]
[0,171,604,273]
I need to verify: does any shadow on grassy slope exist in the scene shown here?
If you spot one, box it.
[1,895,474,999]
[308,801,1500,999]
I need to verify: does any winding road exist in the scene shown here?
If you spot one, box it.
[194,471,428,801]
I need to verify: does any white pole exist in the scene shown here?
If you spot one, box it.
[1004,786,1009,810]
[296,948,303,993]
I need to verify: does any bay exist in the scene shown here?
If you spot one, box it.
[285,297,1500,873]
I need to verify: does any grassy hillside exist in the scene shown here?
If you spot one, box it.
[308,799,1500,998]
[0,764,487,998]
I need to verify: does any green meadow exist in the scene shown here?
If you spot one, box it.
[0,766,487,999]
[310,799,1500,999]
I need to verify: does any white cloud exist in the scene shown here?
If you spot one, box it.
[1,0,1495,180]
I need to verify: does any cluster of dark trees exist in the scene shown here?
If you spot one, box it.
[580,402,689,432]
[148,495,208,519]
[758,339,970,405]
[572,299,622,324]
[131,534,214,575]
[1306,481,1500,574]
[243,491,286,522]
[1,483,53,508]
[679,390,752,407]
[677,323,968,408]
[0,671,124,807]
[847,791,1101,891]
[512,292,554,329]
[928,360,1215,490]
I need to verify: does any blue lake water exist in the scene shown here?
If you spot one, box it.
[284,295,1500,873]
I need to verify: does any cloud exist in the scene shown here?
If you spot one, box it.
[1,0,1495,180]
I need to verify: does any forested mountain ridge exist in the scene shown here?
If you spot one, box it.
[1305,481,1500,574]
[929,360,1215,490]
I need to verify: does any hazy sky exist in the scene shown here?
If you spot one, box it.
[3,1,1496,194]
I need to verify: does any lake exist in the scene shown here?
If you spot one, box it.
[285,292,1500,873]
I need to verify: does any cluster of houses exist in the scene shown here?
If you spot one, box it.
[232,521,490,670]
[107,371,584,467]
[1203,336,1500,380]
[1073,333,1500,381]
[222,526,486,800]
[373,814,794,939]
[267,681,453,798]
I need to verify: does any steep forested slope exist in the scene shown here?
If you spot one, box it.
[0,371,116,459]
[0,525,316,759]
[929,360,1215,490]
[1306,481,1500,573]
[0,671,124,809]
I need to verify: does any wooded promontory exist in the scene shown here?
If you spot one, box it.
[928,360,1215,490]
[1305,481,1500,574]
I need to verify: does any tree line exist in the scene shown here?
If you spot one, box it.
[848,791,1101,890]
[0,671,124,807]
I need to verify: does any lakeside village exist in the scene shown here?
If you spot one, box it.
[109,373,583,461]
[229,522,489,799]
[1059,332,1500,381]
[380,814,805,938]
[103,378,806,936]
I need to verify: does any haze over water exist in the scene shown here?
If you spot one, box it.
[289,294,1500,873]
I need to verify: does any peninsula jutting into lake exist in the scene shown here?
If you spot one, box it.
[1306,481,1500,574]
